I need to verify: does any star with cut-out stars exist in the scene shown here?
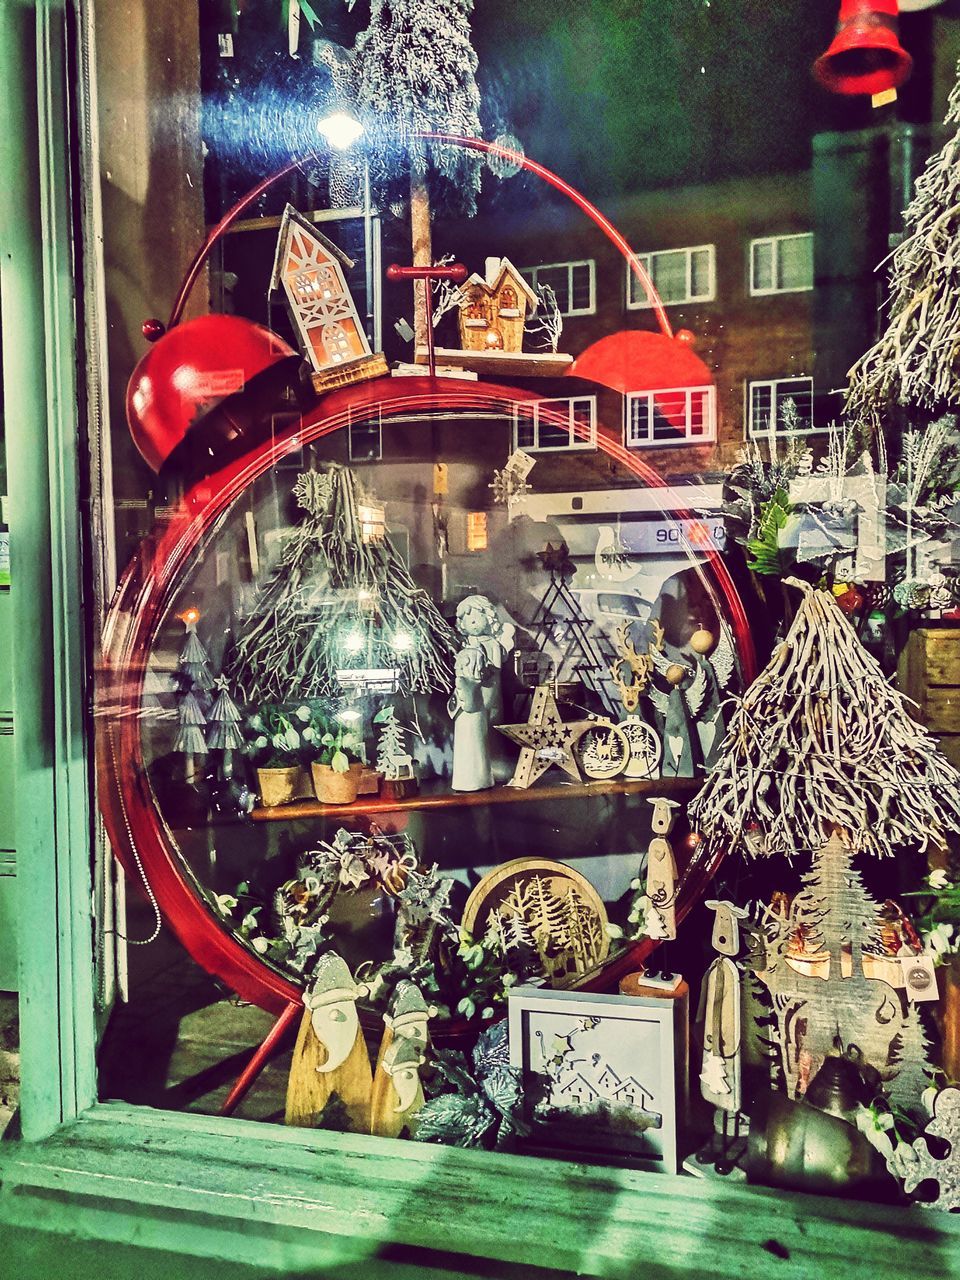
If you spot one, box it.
[495,685,596,789]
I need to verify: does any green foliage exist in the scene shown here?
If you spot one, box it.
[744,489,798,577]
[454,929,517,1021]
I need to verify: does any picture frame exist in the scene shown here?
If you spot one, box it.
[508,985,682,1173]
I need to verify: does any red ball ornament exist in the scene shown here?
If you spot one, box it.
[141,317,166,342]
[126,314,296,473]
[836,586,865,615]
[675,328,697,347]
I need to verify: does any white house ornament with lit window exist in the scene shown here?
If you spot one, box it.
[270,204,388,394]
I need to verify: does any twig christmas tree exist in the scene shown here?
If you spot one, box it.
[690,583,960,862]
[226,466,455,702]
[846,57,960,434]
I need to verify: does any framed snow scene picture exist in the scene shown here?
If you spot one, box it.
[509,987,681,1172]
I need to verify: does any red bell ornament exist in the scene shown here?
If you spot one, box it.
[125,314,297,473]
[813,0,913,98]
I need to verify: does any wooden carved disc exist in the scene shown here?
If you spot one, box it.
[577,721,631,780]
[461,857,610,986]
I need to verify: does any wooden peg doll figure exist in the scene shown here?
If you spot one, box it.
[449,595,515,791]
[370,980,437,1138]
[699,900,748,1124]
[285,951,372,1132]
[643,797,680,941]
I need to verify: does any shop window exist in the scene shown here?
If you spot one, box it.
[514,395,597,452]
[749,232,814,295]
[348,418,382,462]
[519,260,595,316]
[747,376,816,437]
[625,387,716,447]
[627,245,714,308]
[466,511,488,551]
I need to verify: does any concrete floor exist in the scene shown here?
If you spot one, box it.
[98,899,292,1121]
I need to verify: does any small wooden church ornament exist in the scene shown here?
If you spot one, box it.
[271,204,388,394]
[370,981,437,1139]
[285,951,373,1132]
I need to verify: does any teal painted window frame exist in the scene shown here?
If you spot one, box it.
[3,4,960,1275]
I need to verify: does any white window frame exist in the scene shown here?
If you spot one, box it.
[626,244,715,310]
[513,395,598,453]
[518,260,596,317]
[746,376,819,438]
[749,232,814,296]
[624,386,716,449]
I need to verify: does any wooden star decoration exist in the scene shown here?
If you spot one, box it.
[496,685,595,789]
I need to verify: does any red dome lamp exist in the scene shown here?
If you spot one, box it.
[813,0,912,98]
[125,313,297,473]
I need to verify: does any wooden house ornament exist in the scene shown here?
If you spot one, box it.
[457,257,537,354]
[271,204,387,394]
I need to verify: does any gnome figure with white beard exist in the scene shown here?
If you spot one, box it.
[370,981,437,1138]
[285,951,373,1131]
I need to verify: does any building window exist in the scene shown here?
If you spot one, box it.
[625,386,716,448]
[519,260,595,316]
[466,511,489,552]
[514,396,597,453]
[747,377,816,437]
[348,418,382,462]
[749,233,814,295]
[626,245,715,309]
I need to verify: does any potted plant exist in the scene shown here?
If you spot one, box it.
[244,705,313,808]
[310,724,364,805]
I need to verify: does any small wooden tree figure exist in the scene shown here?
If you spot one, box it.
[206,676,244,780]
[174,614,213,782]
[888,1004,936,1119]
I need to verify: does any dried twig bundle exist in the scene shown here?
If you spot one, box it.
[689,583,960,860]
[846,59,960,433]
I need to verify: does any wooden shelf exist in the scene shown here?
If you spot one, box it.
[250,774,701,822]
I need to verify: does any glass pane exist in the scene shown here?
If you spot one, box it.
[650,250,687,303]
[750,383,773,433]
[534,266,570,312]
[690,249,712,300]
[569,263,593,311]
[777,234,813,290]
[752,241,775,291]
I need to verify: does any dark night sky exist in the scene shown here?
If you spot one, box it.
[468,0,935,198]
[203,0,951,211]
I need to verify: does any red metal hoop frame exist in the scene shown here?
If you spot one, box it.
[99,135,757,1021]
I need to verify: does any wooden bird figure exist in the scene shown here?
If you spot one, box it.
[370,980,437,1139]
[285,952,372,1132]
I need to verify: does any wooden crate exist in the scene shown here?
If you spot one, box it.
[898,627,960,769]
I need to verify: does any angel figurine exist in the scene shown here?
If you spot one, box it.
[650,626,735,775]
[449,595,515,791]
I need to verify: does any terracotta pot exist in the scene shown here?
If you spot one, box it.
[256,764,308,808]
[311,761,363,805]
